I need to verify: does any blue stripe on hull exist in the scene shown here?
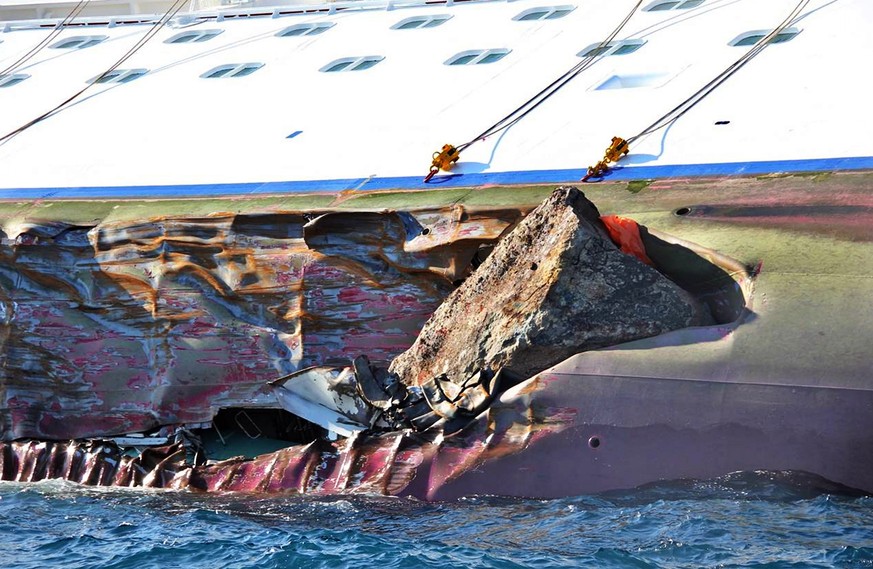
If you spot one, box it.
[3,156,873,199]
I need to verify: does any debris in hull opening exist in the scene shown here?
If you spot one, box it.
[0,206,523,441]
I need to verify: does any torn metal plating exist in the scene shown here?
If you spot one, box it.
[0,375,572,497]
[0,206,524,440]
[270,357,513,439]
[6,174,873,498]
[0,188,768,499]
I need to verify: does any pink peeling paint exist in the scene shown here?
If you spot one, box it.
[1,207,521,440]
[0,370,580,497]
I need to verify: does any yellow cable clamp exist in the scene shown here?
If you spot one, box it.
[582,136,629,181]
[424,144,460,182]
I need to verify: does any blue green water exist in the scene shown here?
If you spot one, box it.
[3,472,872,569]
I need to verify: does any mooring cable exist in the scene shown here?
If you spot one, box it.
[582,0,812,181]
[0,0,191,144]
[424,0,644,181]
[0,0,91,78]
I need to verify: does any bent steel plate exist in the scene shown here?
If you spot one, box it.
[2,171,873,496]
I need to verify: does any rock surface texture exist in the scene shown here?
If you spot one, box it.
[389,187,711,386]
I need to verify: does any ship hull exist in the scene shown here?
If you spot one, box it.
[1,0,873,497]
[420,362,873,499]
[2,169,873,497]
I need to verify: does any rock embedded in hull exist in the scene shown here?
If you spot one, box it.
[389,186,712,386]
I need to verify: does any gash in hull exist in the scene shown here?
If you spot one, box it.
[0,0,871,497]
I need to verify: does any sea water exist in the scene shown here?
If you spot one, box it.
[3,472,872,569]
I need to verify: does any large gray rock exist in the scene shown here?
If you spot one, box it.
[389,187,711,386]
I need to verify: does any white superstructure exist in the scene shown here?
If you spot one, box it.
[0,0,870,192]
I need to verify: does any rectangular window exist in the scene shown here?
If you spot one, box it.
[645,0,704,11]
[276,22,335,37]
[445,49,510,66]
[50,35,108,49]
[578,40,645,58]
[91,69,148,84]
[320,56,384,73]
[201,63,265,78]
[513,6,575,21]
[729,28,801,47]
[0,73,29,88]
[166,29,223,44]
[391,15,451,30]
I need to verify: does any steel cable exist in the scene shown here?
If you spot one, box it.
[0,0,91,78]
[626,0,811,144]
[455,0,644,154]
[0,0,191,144]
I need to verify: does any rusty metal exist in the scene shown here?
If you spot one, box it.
[0,205,523,440]
[3,171,873,498]
[0,385,572,496]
